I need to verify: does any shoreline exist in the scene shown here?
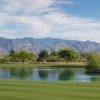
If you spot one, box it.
[0,62,86,68]
[86,69,100,74]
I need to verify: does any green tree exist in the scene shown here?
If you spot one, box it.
[50,51,58,56]
[47,56,58,62]
[86,53,100,70]
[0,57,6,64]
[28,53,37,62]
[0,56,10,64]
[38,50,49,63]
[28,53,34,59]
[9,50,18,57]
[9,50,20,62]
[58,48,77,63]
[18,50,30,63]
[30,56,37,62]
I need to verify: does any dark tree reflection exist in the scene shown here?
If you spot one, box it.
[59,69,75,81]
[9,68,33,79]
[38,70,48,79]
[91,76,100,82]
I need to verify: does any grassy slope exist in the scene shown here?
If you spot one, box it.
[0,80,100,100]
[0,62,86,67]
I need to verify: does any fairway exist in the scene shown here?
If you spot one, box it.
[0,80,100,100]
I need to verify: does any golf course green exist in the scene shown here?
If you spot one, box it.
[0,79,100,100]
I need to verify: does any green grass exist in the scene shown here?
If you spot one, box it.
[0,62,86,68]
[0,79,100,100]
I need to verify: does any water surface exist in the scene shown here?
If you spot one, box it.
[0,67,100,82]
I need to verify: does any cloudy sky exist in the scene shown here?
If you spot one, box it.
[0,0,100,42]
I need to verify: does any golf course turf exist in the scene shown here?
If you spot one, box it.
[0,79,100,100]
[0,62,86,68]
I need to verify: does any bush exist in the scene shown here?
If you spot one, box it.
[0,57,9,64]
[58,57,65,62]
[47,56,58,62]
[30,57,37,62]
[86,53,100,70]
[10,57,21,62]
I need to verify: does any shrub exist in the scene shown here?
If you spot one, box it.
[47,56,58,62]
[86,53,100,70]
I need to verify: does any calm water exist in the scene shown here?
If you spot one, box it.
[0,67,100,82]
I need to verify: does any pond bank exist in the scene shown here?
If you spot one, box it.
[86,69,100,74]
[0,62,87,68]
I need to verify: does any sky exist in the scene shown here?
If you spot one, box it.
[0,0,100,42]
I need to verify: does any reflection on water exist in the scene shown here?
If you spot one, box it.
[91,77,100,82]
[9,68,33,79]
[0,67,100,82]
[38,70,48,79]
[59,69,74,81]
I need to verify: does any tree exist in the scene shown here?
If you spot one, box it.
[86,53,100,70]
[9,50,20,62]
[18,50,30,63]
[30,56,37,62]
[28,53,37,62]
[38,50,49,63]
[0,57,7,64]
[9,50,17,57]
[50,51,58,56]
[47,56,58,62]
[28,53,35,60]
[9,50,14,55]
[58,48,77,63]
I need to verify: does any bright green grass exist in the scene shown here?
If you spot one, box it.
[0,62,86,67]
[0,79,100,100]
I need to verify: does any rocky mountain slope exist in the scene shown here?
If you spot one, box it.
[0,37,100,56]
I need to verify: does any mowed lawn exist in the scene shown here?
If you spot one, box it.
[0,62,86,68]
[0,80,100,100]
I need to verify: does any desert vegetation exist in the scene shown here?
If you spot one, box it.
[0,48,100,72]
[0,48,85,64]
[86,53,100,72]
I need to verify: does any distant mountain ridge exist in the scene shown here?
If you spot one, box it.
[0,37,100,56]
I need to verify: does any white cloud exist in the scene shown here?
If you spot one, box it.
[0,0,56,15]
[0,0,100,42]
[43,12,100,28]
[56,0,74,5]
[0,0,75,15]
[0,15,51,38]
[57,29,100,42]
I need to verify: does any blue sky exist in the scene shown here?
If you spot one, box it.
[62,0,100,19]
[0,0,100,42]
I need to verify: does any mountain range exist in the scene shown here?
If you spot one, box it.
[0,37,100,56]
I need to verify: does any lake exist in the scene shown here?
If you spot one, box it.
[0,67,100,82]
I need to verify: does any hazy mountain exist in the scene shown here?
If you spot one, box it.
[0,37,100,56]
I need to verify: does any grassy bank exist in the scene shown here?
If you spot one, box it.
[0,79,100,100]
[0,62,86,68]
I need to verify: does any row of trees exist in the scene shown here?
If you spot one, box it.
[0,50,37,64]
[38,48,78,63]
[9,50,37,63]
[0,48,85,64]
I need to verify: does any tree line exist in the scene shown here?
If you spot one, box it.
[0,48,85,64]
[0,48,99,71]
